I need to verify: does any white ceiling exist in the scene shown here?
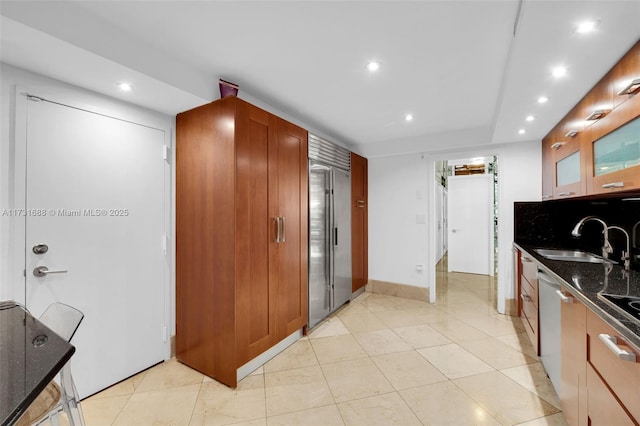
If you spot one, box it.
[1,1,639,156]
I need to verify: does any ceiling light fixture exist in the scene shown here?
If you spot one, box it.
[518,129,526,135]
[538,96,549,104]
[405,113,413,122]
[552,66,568,78]
[118,82,132,92]
[585,109,611,121]
[576,20,597,34]
[526,115,535,122]
[617,78,640,95]
[565,130,579,138]
[367,61,380,72]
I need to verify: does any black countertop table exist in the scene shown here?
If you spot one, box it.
[515,243,640,351]
[0,301,75,426]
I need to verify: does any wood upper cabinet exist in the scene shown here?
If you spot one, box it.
[176,96,308,387]
[541,40,640,200]
[351,152,368,293]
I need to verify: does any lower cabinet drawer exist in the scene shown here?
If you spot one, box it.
[586,309,640,421]
[586,364,636,425]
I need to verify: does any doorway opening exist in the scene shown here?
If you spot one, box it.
[432,155,499,310]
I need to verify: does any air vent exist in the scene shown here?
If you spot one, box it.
[308,134,351,171]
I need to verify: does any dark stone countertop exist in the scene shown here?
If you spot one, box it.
[514,243,640,351]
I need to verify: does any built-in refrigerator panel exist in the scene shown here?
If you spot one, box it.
[308,163,332,329]
[332,168,352,310]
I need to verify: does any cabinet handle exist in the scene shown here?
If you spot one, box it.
[550,142,566,149]
[520,294,531,302]
[598,334,637,362]
[555,289,574,304]
[521,257,532,263]
[541,195,553,200]
[281,217,286,243]
[274,217,281,243]
[602,182,624,189]
[558,192,575,197]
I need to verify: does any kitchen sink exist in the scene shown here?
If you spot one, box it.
[534,249,615,264]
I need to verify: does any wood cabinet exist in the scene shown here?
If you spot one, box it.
[586,308,640,423]
[541,40,640,200]
[351,152,368,293]
[560,292,587,426]
[518,251,539,355]
[175,96,308,387]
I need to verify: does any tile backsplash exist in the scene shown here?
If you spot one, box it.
[515,193,640,270]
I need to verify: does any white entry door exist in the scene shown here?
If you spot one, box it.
[24,96,168,398]
[447,174,494,275]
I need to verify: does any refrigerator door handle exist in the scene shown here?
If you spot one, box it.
[334,227,338,246]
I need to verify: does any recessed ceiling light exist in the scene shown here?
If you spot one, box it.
[576,20,598,34]
[405,113,414,122]
[538,96,549,104]
[525,115,535,122]
[552,66,567,78]
[118,82,132,92]
[367,61,380,72]
[518,129,526,135]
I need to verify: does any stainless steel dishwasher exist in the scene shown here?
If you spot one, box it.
[538,268,561,393]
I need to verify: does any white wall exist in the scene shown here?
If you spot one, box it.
[0,63,176,327]
[368,140,541,313]
[369,153,430,286]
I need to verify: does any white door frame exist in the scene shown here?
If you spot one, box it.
[427,153,505,314]
[10,84,172,358]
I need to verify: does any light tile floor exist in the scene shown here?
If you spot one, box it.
[81,260,567,425]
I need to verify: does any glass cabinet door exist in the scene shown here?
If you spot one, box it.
[556,151,581,186]
[593,116,640,176]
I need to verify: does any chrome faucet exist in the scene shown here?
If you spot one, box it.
[571,216,613,259]
[607,226,631,271]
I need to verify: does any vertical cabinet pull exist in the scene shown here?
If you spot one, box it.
[274,217,281,243]
[598,334,637,362]
[273,217,286,243]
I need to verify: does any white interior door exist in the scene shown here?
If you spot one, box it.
[24,97,168,398]
[435,184,443,261]
[447,174,493,275]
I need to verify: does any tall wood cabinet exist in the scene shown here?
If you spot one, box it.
[176,96,308,387]
[351,152,368,293]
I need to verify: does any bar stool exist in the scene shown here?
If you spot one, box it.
[16,302,86,426]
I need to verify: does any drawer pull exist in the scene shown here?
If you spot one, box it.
[558,192,575,197]
[555,289,573,304]
[598,334,637,362]
[521,257,532,263]
[602,182,624,189]
[520,294,531,302]
[541,195,553,200]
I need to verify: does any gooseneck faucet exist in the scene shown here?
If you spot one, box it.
[571,216,613,259]
[607,226,631,271]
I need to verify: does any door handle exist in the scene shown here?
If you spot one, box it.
[334,228,338,246]
[32,243,49,254]
[451,229,458,233]
[274,217,281,243]
[280,217,286,243]
[33,266,68,277]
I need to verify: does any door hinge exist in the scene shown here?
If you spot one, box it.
[26,94,44,102]
[163,145,171,163]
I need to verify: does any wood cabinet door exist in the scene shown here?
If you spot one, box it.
[351,153,368,292]
[560,294,587,426]
[235,100,279,365]
[274,118,308,338]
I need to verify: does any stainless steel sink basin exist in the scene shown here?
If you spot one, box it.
[534,249,615,264]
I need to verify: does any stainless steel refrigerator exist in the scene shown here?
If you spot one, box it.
[308,141,352,329]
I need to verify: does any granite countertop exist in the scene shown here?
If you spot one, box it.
[514,243,640,351]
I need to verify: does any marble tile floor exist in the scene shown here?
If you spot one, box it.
[80,268,566,426]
